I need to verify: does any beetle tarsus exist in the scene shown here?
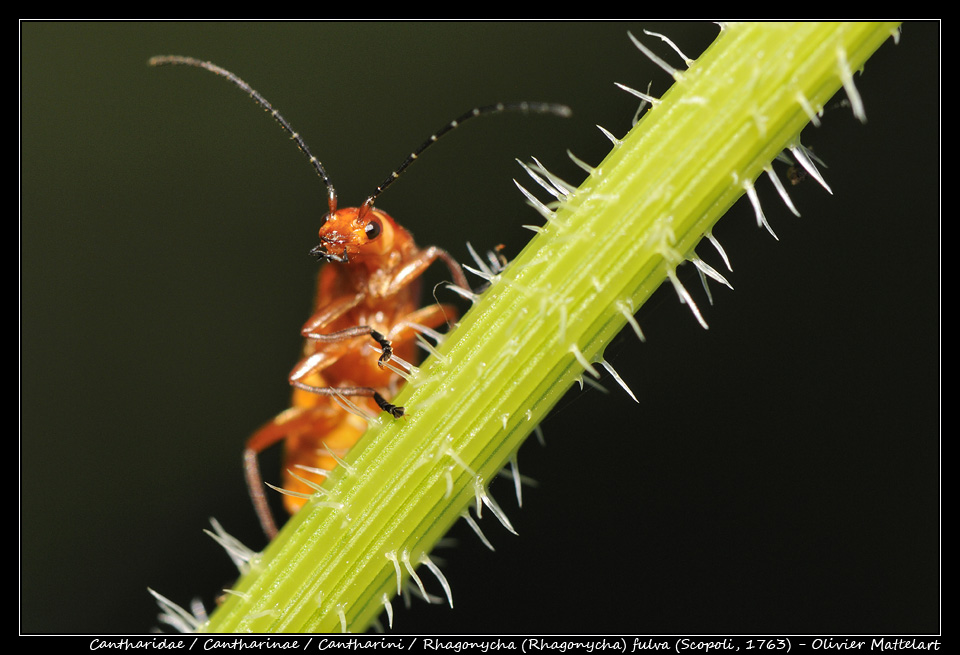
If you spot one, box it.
[374,392,404,418]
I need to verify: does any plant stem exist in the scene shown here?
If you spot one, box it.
[200,21,900,633]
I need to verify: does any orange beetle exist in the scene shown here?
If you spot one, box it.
[244,205,468,537]
[150,55,569,538]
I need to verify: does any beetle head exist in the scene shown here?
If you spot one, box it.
[310,207,400,264]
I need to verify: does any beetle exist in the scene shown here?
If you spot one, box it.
[242,202,469,537]
[150,55,570,537]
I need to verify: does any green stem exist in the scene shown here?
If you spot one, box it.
[199,22,900,633]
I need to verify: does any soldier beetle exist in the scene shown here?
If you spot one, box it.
[150,55,570,537]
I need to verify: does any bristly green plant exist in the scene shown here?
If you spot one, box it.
[150,21,901,633]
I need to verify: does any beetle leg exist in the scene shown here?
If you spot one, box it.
[385,246,469,297]
[244,408,313,539]
[287,381,403,418]
[301,324,394,367]
[288,355,403,418]
[299,292,393,367]
[299,292,364,338]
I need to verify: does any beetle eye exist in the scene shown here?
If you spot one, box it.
[364,219,382,240]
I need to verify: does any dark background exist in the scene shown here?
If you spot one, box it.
[20,22,939,635]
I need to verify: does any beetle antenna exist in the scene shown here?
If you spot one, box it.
[149,55,339,214]
[360,101,572,217]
